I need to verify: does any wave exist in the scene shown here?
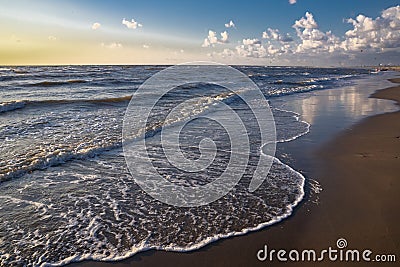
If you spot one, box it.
[0,141,120,182]
[91,78,142,85]
[29,95,133,105]
[0,76,14,82]
[266,84,324,98]
[11,69,29,74]
[0,81,311,266]
[265,74,362,98]
[1,88,311,183]
[272,107,311,143]
[0,101,26,113]
[271,77,327,86]
[0,91,235,182]
[26,79,88,87]
[42,155,305,267]
[0,96,133,114]
[270,73,360,86]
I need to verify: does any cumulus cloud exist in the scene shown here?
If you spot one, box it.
[48,36,57,41]
[202,30,229,47]
[262,28,278,40]
[202,30,217,47]
[236,38,266,57]
[289,0,297,4]
[222,11,335,59]
[220,31,229,43]
[225,20,235,28]
[293,12,318,29]
[242,38,261,45]
[342,5,400,51]
[292,12,340,53]
[208,5,400,65]
[143,44,150,49]
[122,18,143,29]
[235,38,289,58]
[91,22,101,30]
[262,28,293,42]
[231,12,341,58]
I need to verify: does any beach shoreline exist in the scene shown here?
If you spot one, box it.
[68,75,400,267]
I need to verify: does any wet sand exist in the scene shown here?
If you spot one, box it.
[69,78,400,267]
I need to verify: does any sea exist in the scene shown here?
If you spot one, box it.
[0,65,377,266]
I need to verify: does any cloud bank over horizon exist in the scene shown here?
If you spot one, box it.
[204,5,400,66]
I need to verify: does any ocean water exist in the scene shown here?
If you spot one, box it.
[0,65,371,266]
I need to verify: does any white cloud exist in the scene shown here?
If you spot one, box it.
[205,5,400,65]
[293,12,340,53]
[263,28,293,42]
[202,38,211,48]
[292,7,400,54]
[293,12,318,29]
[143,44,150,49]
[91,22,101,30]
[268,28,280,40]
[122,18,143,29]
[48,36,57,41]
[228,12,329,58]
[202,30,229,47]
[225,20,235,28]
[202,30,217,47]
[289,0,297,4]
[266,43,281,55]
[101,42,123,49]
[242,38,261,45]
[236,38,266,57]
[342,5,400,51]
[220,31,229,43]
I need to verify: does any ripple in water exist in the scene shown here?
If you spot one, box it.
[0,65,367,266]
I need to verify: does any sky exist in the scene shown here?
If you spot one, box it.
[0,0,399,66]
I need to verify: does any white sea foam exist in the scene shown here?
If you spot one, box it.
[0,195,48,209]
[2,65,370,267]
[1,106,309,267]
[272,107,311,143]
[37,156,305,267]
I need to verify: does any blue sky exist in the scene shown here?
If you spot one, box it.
[0,0,399,65]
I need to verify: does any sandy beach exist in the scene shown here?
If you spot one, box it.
[67,77,399,267]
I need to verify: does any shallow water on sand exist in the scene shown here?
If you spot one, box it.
[0,66,381,266]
